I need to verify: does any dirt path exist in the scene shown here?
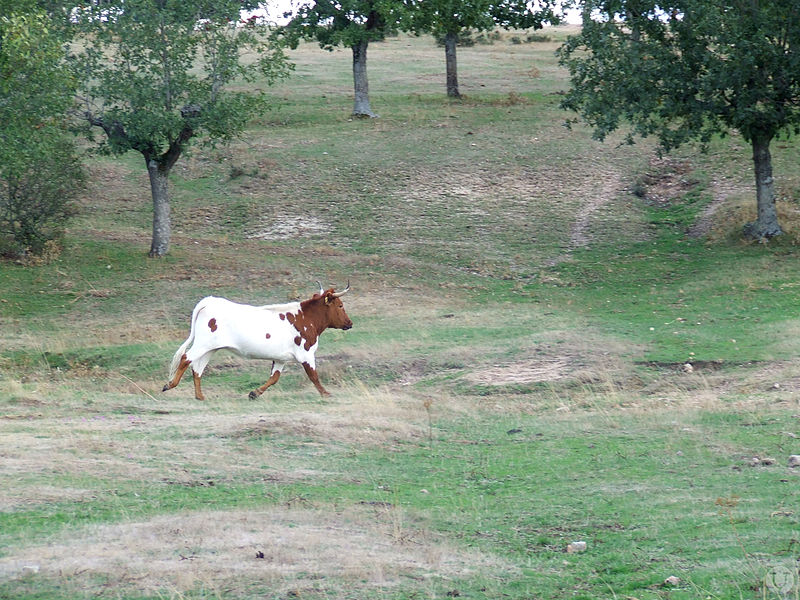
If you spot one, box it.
[547,170,624,266]
[687,177,744,238]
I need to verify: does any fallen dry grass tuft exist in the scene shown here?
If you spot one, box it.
[223,385,427,447]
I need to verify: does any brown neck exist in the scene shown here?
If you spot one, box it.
[298,296,330,334]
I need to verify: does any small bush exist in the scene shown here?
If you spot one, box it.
[526,33,552,43]
[0,130,84,260]
[435,30,502,47]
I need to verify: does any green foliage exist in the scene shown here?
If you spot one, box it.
[405,0,557,37]
[280,0,405,50]
[72,0,291,161]
[0,9,84,258]
[0,133,84,258]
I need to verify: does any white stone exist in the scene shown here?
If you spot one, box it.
[567,541,587,553]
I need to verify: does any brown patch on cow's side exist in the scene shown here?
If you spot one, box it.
[279,313,285,320]
[284,310,321,350]
[287,307,322,351]
[208,318,218,332]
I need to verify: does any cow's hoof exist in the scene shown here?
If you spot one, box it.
[162,383,170,392]
[248,390,258,400]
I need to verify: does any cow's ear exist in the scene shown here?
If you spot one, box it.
[324,292,332,305]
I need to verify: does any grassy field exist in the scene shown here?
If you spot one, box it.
[2,26,800,600]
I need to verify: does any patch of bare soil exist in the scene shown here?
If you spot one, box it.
[638,156,696,208]
[466,357,572,386]
[0,507,514,595]
[247,215,332,240]
[633,155,747,241]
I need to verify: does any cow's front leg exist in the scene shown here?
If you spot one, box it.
[302,361,330,396]
[249,362,284,400]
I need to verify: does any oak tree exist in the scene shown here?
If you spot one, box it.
[72,0,290,256]
[559,0,800,239]
[279,0,404,118]
[406,0,556,98]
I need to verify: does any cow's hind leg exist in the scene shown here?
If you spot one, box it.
[249,362,284,400]
[302,362,330,397]
[162,354,191,392]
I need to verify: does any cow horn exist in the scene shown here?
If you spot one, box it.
[316,280,325,295]
[331,280,351,298]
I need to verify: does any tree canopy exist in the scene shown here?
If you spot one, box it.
[558,0,800,238]
[282,0,404,50]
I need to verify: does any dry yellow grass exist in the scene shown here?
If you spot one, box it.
[0,506,517,596]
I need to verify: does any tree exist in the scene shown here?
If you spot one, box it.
[558,0,800,239]
[71,0,291,257]
[406,1,556,98]
[0,4,84,258]
[279,0,405,118]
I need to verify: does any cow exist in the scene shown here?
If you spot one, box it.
[162,283,352,400]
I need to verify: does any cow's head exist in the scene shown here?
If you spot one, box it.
[317,282,353,330]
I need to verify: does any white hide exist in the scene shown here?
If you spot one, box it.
[168,296,319,381]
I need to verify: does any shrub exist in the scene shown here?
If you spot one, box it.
[526,33,552,43]
[0,130,84,259]
[434,30,478,47]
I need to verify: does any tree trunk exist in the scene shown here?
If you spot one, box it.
[744,136,782,239]
[147,158,171,257]
[351,40,377,118]
[444,31,460,98]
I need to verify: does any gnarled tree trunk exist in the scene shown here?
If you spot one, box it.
[147,159,171,257]
[351,39,377,118]
[744,136,782,239]
[444,31,460,98]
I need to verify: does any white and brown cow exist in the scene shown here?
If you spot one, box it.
[162,283,352,400]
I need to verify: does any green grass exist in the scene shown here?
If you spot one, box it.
[2,28,800,600]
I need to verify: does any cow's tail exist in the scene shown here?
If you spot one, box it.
[167,298,207,381]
